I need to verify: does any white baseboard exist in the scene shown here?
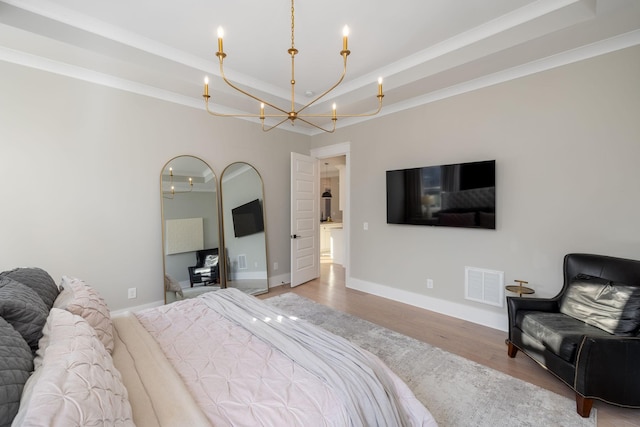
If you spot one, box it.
[111,299,164,317]
[230,271,268,281]
[111,275,507,330]
[347,277,508,332]
[111,276,508,331]
[268,282,285,289]
[269,272,291,288]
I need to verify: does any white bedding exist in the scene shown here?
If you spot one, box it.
[128,289,437,427]
[11,274,435,426]
[112,314,210,427]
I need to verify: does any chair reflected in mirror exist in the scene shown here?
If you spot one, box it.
[188,248,219,287]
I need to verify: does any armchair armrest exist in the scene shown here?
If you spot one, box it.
[507,296,560,313]
[507,296,561,332]
[574,335,640,406]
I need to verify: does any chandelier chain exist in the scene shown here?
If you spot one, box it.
[290,0,295,50]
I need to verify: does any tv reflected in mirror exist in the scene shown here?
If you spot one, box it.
[386,160,495,229]
[231,198,265,237]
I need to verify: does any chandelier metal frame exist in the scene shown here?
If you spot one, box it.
[162,167,193,199]
[202,0,384,133]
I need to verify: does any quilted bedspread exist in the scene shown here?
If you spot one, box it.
[134,289,437,427]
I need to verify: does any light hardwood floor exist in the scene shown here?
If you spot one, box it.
[258,261,640,427]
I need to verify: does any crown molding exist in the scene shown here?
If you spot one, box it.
[309,29,640,136]
[2,29,638,137]
[1,1,638,136]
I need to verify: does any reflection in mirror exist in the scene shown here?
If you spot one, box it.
[161,156,221,303]
[221,162,268,296]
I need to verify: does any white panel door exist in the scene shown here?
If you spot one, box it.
[290,152,319,287]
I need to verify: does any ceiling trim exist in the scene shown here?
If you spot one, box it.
[307,28,640,135]
[326,0,595,100]
[1,0,293,101]
[1,0,638,137]
[2,0,213,72]
[0,0,599,104]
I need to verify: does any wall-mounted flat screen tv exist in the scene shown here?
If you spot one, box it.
[386,160,495,229]
[231,198,265,237]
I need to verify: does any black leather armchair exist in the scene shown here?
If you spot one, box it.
[506,253,640,417]
[188,248,219,287]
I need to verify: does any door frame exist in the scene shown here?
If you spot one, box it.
[310,142,351,277]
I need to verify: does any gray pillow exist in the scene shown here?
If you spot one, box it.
[0,277,49,352]
[0,316,34,427]
[560,274,640,336]
[0,267,59,310]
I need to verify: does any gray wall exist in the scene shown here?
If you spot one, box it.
[221,165,266,279]
[162,190,219,284]
[1,45,639,330]
[0,60,309,310]
[312,45,640,329]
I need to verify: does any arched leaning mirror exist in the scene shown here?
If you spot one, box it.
[161,155,222,303]
[221,162,268,296]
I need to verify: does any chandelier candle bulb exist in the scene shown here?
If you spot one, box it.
[217,27,224,54]
[332,103,337,120]
[203,76,209,97]
[342,25,349,51]
[260,103,265,119]
[378,77,383,97]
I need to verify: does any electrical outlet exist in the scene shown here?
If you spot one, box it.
[128,287,137,299]
[363,222,369,230]
[427,279,434,289]
[274,261,279,270]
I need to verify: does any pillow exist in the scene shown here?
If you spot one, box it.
[560,274,640,335]
[13,309,134,426]
[204,254,218,267]
[164,274,183,298]
[0,267,59,310]
[53,276,114,354]
[0,317,33,427]
[0,277,49,352]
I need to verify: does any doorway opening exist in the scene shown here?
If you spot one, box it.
[319,156,345,265]
[310,142,350,287]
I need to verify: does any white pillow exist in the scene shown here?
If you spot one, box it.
[204,254,218,267]
[13,308,134,426]
[53,276,114,354]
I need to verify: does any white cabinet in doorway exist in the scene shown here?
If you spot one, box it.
[320,222,342,258]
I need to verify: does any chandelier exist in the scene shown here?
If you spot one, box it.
[163,167,193,199]
[202,0,384,133]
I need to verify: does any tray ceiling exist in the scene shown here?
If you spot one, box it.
[1,0,639,135]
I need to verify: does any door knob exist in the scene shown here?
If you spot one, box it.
[291,234,298,239]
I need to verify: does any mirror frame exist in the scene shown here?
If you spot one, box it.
[220,162,269,296]
[160,155,223,303]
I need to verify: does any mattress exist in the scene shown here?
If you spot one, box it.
[115,288,437,426]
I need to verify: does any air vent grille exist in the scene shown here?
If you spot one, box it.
[238,254,247,270]
[465,266,504,307]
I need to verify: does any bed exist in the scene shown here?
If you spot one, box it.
[0,267,437,426]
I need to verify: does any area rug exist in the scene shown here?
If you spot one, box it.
[265,293,596,427]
